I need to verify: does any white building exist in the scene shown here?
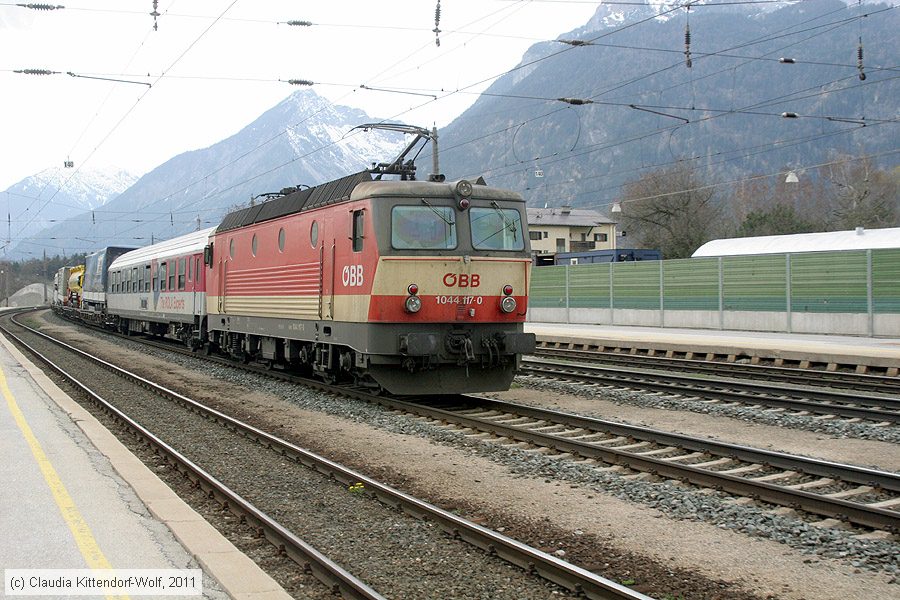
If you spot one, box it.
[527,206,617,256]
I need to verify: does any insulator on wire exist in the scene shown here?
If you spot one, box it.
[286,79,313,86]
[17,3,65,10]
[857,39,866,81]
[557,97,593,106]
[15,68,56,75]
[684,24,692,68]
[779,57,796,64]
[433,0,441,47]
[150,0,159,31]
[285,20,312,27]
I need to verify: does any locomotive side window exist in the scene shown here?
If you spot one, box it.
[470,206,525,251]
[351,211,364,252]
[229,238,235,259]
[391,205,457,250]
[279,227,286,252]
[251,234,258,257]
[309,222,318,248]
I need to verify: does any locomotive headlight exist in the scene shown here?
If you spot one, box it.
[455,179,473,198]
[405,295,422,313]
[500,296,517,313]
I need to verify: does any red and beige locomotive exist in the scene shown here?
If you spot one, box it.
[58,126,536,394]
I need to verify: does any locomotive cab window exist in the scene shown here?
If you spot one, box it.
[351,210,364,252]
[391,205,457,250]
[470,205,525,251]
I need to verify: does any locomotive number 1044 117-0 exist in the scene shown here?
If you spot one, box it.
[434,295,483,305]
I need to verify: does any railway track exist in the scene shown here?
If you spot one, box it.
[520,355,900,425]
[534,344,900,396]
[3,311,651,600]
[368,395,900,533]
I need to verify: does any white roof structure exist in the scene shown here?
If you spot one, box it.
[110,227,216,269]
[692,227,900,257]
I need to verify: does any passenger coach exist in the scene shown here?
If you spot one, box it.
[107,227,213,347]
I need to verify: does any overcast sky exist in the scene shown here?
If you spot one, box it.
[0,0,602,190]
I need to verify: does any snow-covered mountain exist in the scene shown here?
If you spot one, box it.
[569,0,881,32]
[4,166,137,257]
[11,89,409,257]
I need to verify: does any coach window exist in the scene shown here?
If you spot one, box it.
[279,227,286,252]
[144,265,151,292]
[351,210,364,252]
[152,266,158,291]
[131,267,138,292]
[195,257,201,283]
[309,222,318,248]
[160,262,167,291]
[178,258,186,290]
[169,262,176,290]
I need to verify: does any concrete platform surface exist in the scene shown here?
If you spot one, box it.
[0,333,292,600]
[525,322,900,369]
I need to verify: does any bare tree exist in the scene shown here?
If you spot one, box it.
[617,162,722,258]
[823,157,899,230]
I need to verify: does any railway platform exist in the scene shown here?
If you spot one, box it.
[525,322,900,374]
[0,333,291,599]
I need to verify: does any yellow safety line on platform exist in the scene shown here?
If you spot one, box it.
[1,364,128,600]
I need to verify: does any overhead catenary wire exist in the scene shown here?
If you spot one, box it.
[5,0,892,251]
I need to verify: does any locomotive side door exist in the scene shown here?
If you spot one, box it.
[323,212,335,321]
[217,247,226,313]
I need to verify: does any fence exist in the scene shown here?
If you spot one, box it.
[528,249,900,336]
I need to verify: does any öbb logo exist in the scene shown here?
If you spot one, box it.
[442,273,480,288]
[342,265,364,287]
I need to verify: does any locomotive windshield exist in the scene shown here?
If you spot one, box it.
[470,205,525,251]
[391,204,457,249]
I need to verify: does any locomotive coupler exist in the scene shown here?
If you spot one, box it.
[445,332,476,364]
